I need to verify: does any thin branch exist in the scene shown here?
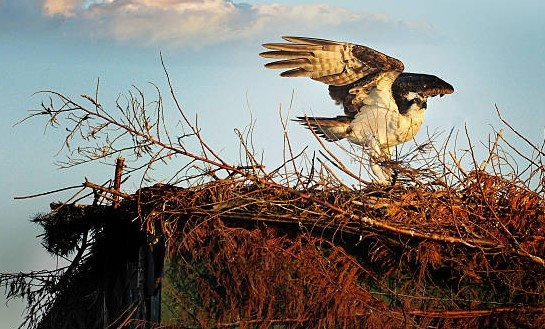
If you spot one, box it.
[14,185,84,200]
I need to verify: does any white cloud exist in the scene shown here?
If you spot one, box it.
[43,0,86,17]
[39,0,435,47]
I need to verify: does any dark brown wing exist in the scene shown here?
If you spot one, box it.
[260,36,404,87]
[328,73,382,117]
[392,73,454,98]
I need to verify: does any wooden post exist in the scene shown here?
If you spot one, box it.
[34,158,164,329]
[101,223,164,329]
[113,157,125,209]
[35,208,165,329]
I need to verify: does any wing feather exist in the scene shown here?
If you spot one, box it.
[392,73,454,98]
[281,36,340,45]
[262,43,323,52]
[264,58,311,69]
[260,50,313,59]
[280,68,313,78]
[260,36,404,87]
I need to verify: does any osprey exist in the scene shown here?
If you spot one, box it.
[260,36,454,183]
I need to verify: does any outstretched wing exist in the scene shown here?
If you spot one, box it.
[260,36,405,116]
[392,73,454,98]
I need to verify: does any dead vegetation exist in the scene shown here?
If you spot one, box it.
[3,62,545,328]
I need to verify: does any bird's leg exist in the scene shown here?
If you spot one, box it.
[384,145,396,183]
[369,141,391,185]
[370,161,390,185]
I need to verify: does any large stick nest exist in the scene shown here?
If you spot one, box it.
[133,169,545,328]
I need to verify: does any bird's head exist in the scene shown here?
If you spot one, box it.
[404,92,428,110]
[393,73,454,114]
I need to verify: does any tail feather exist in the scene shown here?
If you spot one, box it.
[295,116,351,141]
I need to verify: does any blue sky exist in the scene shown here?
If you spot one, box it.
[1,0,545,326]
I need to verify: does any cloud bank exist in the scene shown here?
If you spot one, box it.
[43,0,82,17]
[39,0,433,47]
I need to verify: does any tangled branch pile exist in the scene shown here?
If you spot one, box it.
[3,68,545,328]
[138,168,545,328]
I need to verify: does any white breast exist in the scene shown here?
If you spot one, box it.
[396,105,426,143]
[347,100,426,150]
